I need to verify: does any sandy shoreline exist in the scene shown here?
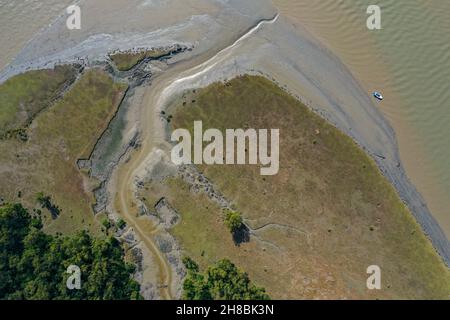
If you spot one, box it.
[0,0,448,291]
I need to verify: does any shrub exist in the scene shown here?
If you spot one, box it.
[0,203,141,300]
[116,219,126,230]
[224,210,243,233]
[182,257,269,300]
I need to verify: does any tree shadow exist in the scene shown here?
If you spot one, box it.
[232,225,250,246]
[48,204,61,220]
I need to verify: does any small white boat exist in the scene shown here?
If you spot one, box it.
[373,91,384,101]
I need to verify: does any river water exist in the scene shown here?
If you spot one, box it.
[0,0,73,69]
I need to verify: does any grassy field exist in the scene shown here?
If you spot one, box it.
[140,75,450,299]
[0,68,127,235]
[109,48,174,72]
[0,65,77,138]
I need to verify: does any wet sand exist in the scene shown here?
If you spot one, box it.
[0,0,274,83]
[0,0,73,70]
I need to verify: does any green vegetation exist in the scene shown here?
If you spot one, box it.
[36,192,61,219]
[109,48,173,71]
[101,218,112,230]
[141,75,450,299]
[0,203,141,300]
[224,210,243,233]
[0,65,77,138]
[182,257,269,300]
[0,68,127,235]
[116,219,126,230]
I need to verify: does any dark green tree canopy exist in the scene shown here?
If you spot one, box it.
[182,257,270,300]
[224,210,243,233]
[0,203,141,300]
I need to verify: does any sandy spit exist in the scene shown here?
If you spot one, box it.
[130,14,450,266]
